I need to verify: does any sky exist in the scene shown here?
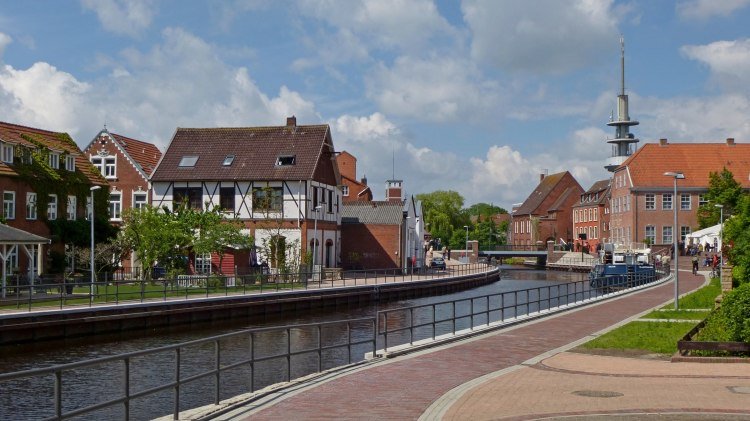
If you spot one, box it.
[2,0,750,210]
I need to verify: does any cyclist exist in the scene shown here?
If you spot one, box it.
[691,254,699,275]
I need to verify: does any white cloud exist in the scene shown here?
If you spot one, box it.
[0,28,319,150]
[676,0,750,20]
[80,0,157,38]
[462,0,619,74]
[681,39,750,91]
[366,55,501,122]
[0,33,11,57]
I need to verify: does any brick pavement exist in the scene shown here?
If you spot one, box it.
[226,264,727,420]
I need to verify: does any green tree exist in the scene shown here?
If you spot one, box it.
[417,190,469,248]
[697,168,743,229]
[724,192,750,285]
[187,205,253,274]
[466,203,507,218]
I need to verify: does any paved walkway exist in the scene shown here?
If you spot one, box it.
[216,263,750,420]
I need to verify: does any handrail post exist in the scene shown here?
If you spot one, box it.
[214,340,220,405]
[54,370,62,419]
[174,348,181,419]
[124,358,130,421]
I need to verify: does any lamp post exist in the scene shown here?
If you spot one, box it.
[463,225,469,262]
[663,171,684,310]
[312,205,322,276]
[89,185,101,297]
[715,204,724,278]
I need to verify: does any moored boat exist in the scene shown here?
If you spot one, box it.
[589,243,656,290]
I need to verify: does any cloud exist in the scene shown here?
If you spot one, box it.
[681,39,750,91]
[366,55,501,122]
[676,0,750,20]
[0,28,318,150]
[0,32,11,57]
[80,0,157,37]
[462,0,619,74]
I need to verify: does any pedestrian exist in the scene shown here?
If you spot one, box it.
[691,254,699,275]
[704,253,710,267]
[447,248,451,260]
[712,254,719,272]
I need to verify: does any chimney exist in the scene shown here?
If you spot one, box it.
[286,116,296,127]
[361,175,368,186]
[539,173,545,182]
[727,137,735,145]
[659,138,668,146]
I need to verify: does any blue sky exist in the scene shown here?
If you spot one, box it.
[2,0,750,209]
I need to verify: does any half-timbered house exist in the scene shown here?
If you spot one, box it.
[149,117,342,275]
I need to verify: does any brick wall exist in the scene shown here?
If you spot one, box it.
[341,223,400,269]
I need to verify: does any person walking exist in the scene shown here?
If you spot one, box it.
[692,254,699,275]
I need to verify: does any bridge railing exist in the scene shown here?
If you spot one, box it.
[0,317,377,420]
[484,244,547,252]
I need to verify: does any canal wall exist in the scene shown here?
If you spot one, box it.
[0,268,500,346]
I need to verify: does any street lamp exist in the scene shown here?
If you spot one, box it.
[312,205,322,276]
[463,225,469,262]
[89,185,101,297]
[715,204,724,278]
[663,171,685,310]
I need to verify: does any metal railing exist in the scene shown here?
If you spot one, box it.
[378,268,667,352]
[0,318,376,420]
[0,263,496,313]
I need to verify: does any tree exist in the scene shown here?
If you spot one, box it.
[466,203,507,218]
[187,205,253,274]
[724,192,750,285]
[697,168,743,229]
[417,190,469,248]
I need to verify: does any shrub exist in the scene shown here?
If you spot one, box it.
[700,282,750,342]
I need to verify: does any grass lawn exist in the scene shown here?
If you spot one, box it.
[580,321,696,355]
[664,277,721,309]
[642,309,710,320]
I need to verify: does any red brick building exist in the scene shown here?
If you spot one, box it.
[610,138,750,249]
[337,151,372,202]
[0,121,107,277]
[341,201,404,269]
[510,171,583,246]
[572,179,611,252]
[83,128,162,224]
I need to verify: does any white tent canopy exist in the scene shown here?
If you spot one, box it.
[686,223,722,250]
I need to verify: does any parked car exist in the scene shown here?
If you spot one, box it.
[430,257,446,270]
[152,265,167,280]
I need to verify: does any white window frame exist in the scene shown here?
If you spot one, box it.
[49,152,60,169]
[133,192,148,209]
[91,156,103,175]
[645,193,655,210]
[645,225,655,244]
[26,192,37,220]
[3,191,15,220]
[105,157,116,178]
[662,226,673,244]
[65,155,76,171]
[681,226,691,242]
[680,193,691,210]
[109,192,122,221]
[342,185,349,197]
[662,193,673,211]
[48,194,57,220]
[1,143,13,164]
[698,194,708,206]
[67,195,76,220]
[196,252,212,274]
[86,196,92,220]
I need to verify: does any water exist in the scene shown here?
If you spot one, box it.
[0,268,587,420]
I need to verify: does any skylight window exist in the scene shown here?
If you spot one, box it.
[179,156,199,167]
[276,155,296,166]
[223,155,235,166]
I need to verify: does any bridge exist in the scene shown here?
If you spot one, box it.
[478,244,554,262]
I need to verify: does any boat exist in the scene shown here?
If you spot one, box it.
[589,243,657,290]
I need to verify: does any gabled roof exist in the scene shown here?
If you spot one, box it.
[342,201,404,225]
[0,121,106,185]
[514,171,571,215]
[151,123,333,182]
[619,141,750,189]
[547,187,575,212]
[111,133,162,176]
[0,224,51,245]
[574,179,611,208]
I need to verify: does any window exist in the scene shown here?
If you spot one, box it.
[593,208,598,221]
[65,155,75,171]
[252,186,283,212]
[26,193,36,220]
[312,186,318,209]
[179,156,198,167]
[91,157,103,174]
[276,155,296,166]
[105,157,116,178]
[219,187,235,211]
[327,189,333,213]
[342,185,349,197]
[573,210,578,223]
[662,193,673,210]
[645,193,655,210]
[681,193,691,210]
[1,143,13,163]
[662,226,673,244]
[48,194,57,220]
[645,226,655,244]
[173,187,203,209]
[681,226,691,242]
[49,152,59,169]
[699,194,708,206]
[222,155,235,166]
[3,191,14,220]
[67,195,76,220]
[3,246,17,276]
[195,253,212,275]
[86,196,92,220]
[133,193,147,210]
[109,193,122,220]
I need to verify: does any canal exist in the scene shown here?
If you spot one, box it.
[0,268,588,420]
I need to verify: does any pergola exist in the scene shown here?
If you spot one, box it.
[0,224,51,298]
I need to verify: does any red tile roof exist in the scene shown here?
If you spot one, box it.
[620,141,750,188]
[110,133,162,176]
[0,121,107,185]
[151,123,333,182]
[514,172,568,215]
